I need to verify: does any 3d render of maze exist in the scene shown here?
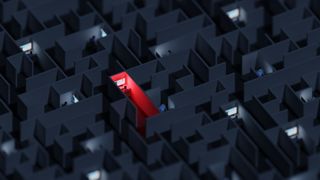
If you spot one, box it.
[1,0,320,179]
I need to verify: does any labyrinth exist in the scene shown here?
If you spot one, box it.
[1,0,320,179]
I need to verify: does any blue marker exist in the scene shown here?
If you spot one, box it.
[159,104,167,112]
[256,69,264,77]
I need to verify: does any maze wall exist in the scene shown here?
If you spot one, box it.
[1,0,320,179]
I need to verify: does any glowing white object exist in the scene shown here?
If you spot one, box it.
[225,107,238,118]
[87,170,101,180]
[0,141,15,155]
[20,42,32,54]
[72,94,79,103]
[100,29,107,38]
[285,126,298,138]
[226,8,240,21]
[115,78,125,86]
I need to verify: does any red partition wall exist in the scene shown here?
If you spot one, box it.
[111,72,159,135]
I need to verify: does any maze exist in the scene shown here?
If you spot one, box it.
[1,0,320,179]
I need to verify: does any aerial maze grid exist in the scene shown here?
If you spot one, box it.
[1,0,320,179]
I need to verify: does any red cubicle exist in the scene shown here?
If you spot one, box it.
[111,72,159,135]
